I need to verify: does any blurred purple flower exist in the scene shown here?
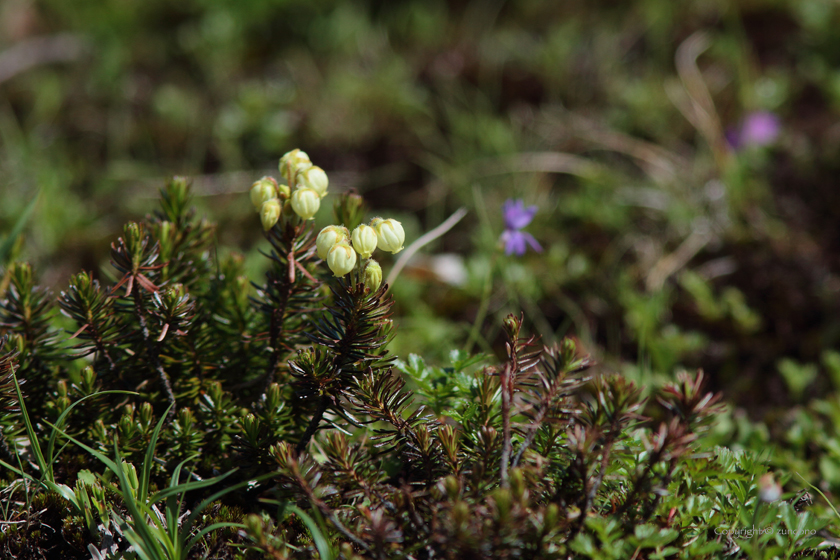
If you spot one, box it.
[727,111,781,149]
[501,199,542,256]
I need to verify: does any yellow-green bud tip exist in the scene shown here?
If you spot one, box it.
[351,224,378,259]
[371,217,405,254]
[260,199,281,231]
[364,259,382,292]
[327,241,357,277]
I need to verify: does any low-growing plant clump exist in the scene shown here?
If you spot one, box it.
[0,151,836,559]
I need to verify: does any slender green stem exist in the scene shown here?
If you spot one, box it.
[465,251,498,354]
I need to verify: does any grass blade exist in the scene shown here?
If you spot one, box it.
[285,505,334,560]
[141,402,174,503]
[149,469,236,504]
[185,522,245,552]
[111,443,169,560]
[795,472,840,520]
[0,190,39,264]
[46,390,137,481]
[11,371,47,476]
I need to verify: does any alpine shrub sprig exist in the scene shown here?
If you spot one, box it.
[59,271,121,374]
[0,149,830,560]
[0,263,63,413]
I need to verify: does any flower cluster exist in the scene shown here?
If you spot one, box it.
[316,218,405,288]
[249,149,329,230]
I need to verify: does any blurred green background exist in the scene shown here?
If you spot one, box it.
[3,0,840,471]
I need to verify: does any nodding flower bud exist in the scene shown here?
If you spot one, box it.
[334,192,367,230]
[327,241,357,277]
[279,149,312,184]
[351,224,378,259]
[250,176,278,210]
[260,198,281,231]
[371,217,405,254]
[277,184,291,199]
[290,187,320,220]
[317,225,350,260]
[297,166,329,198]
[363,259,382,292]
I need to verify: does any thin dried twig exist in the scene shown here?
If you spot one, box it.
[384,207,468,290]
[412,151,601,208]
[469,151,601,179]
[0,34,88,85]
[645,227,713,292]
[669,31,730,169]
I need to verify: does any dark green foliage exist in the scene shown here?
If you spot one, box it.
[0,342,19,414]
[0,263,63,414]
[59,271,121,372]
[204,254,260,384]
[290,278,395,451]
[150,177,216,291]
[0,342,19,461]
[0,491,88,559]
[0,183,835,560]
[258,218,322,390]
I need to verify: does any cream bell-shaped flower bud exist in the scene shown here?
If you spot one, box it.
[351,224,378,259]
[260,198,281,231]
[317,225,349,260]
[277,184,291,200]
[250,177,278,210]
[290,187,320,220]
[297,166,329,198]
[364,259,382,292]
[371,218,405,254]
[327,241,357,277]
[279,149,312,182]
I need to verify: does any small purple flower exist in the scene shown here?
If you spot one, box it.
[727,111,781,149]
[501,199,542,256]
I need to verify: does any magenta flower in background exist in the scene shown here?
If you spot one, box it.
[726,111,781,149]
[501,199,542,256]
